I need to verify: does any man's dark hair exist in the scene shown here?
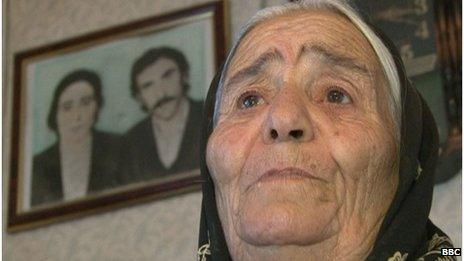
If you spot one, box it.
[130,46,190,98]
[47,69,103,132]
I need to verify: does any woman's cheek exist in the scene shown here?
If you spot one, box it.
[327,122,383,175]
[206,120,262,186]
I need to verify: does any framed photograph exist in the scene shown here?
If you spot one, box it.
[8,1,225,231]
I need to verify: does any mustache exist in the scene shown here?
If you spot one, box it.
[150,96,177,111]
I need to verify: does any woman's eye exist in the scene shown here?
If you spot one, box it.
[80,96,95,106]
[61,101,73,111]
[326,89,352,104]
[238,92,264,109]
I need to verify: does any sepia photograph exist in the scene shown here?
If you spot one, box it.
[8,1,225,230]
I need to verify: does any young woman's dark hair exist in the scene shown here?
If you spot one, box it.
[130,46,190,98]
[47,69,103,132]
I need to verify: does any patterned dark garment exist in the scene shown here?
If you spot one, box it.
[197,5,456,261]
[391,228,456,261]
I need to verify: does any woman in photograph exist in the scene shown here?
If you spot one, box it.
[31,69,121,207]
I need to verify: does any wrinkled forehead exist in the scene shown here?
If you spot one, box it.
[226,10,380,83]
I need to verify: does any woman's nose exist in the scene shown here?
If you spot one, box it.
[73,108,83,121]
[263,89,314,143]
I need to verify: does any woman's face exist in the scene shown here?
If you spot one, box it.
[206,11,399,257]
[56,81,97,139]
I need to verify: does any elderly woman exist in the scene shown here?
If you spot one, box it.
[197,0,454,260]
[32,69,121,207]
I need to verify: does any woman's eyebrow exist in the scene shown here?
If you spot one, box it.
[225,49,284,89]
[80,95,95,102]
[298,44,369,75]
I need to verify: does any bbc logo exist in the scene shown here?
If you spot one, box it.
[441,248,461,256]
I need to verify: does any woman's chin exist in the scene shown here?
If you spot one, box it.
[235,198,338,246]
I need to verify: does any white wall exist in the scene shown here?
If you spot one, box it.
[430,172,462,249]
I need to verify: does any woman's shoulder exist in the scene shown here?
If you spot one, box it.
[414,220,456,261]
[92,130,123,154]
[33,143,59,163]
[93,130,121,144]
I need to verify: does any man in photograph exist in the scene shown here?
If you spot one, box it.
[119,47,203,185]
